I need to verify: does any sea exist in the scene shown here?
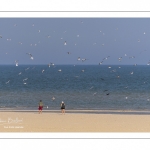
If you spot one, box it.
[0,64,150,111]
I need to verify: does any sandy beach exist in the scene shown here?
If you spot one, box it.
[0,110,150,132]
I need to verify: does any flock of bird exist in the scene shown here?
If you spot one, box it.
[0,19,150,103]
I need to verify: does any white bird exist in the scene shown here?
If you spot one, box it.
[99,61,103,65]
[48,64,51,67]
[64,41,67,45]
[93,92,97,96]
[77,57,81,61]
[42,69,45,73]
[81,70,85,72]
[58,69,62,72]
[26,53,34,60]
[82,58,87,62]
[18,72,22,75]
[23,78,28,82]
[15,60,18,66]
[130,71,134,75]
[50,63,55,66]
[6,80,10,84]
[118,57,122,62]
[52,97,55,100]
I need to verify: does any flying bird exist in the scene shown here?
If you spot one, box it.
[15,60,19,66]
[52,97,55,100]
[93,92,97,96]
[118,57,122,62]
[26,53,34,60]
[18,72,22,75]
[64,41,67,45]
[6,80,10,84]
[82,58,88,62]
[77,57,81,61]
[48,63,51,67]
[67,52,71,54]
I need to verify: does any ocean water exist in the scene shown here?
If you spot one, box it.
[0,65,150,111]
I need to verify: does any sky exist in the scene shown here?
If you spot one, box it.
[0,18,150,65]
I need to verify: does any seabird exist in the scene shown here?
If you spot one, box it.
[64,41,67,45]
[77,57,81,61]
[99,61,103,65]
[118,57,122,61]
[93,92,97,96]
[23,78,28,82]
[26,53,34,60]
[130,72,134,75]
[48,64,50,67]
[6,80,10,84]
[52,97,55,100]
[82,58,87,62]
[15,60,18,66]
[50,63,55,66]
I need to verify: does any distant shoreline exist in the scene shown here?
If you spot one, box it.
[1,109,150,115]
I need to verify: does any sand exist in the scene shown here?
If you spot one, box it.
[0,110,150,132]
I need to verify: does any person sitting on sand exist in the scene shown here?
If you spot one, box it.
[61,101,65,114]
[38,100,43,114]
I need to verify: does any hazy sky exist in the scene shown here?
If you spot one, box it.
[0,18,150,65]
